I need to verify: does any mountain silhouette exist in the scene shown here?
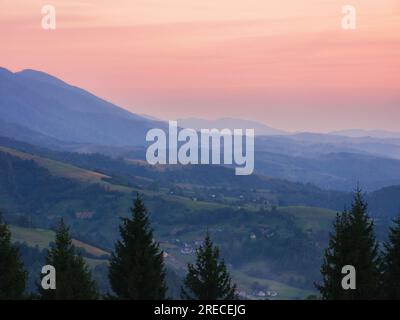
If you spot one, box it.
[0,67,166,146]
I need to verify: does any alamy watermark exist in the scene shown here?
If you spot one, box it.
[41,265,56,290]
[341,5,357,30]
[341,265,356,290]
[146,121,255,176]
[41,5,56,30]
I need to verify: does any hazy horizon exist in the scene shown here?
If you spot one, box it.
[3,65,400,135]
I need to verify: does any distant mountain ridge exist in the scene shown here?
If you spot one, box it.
[0,67,166,146]
[330,129,400,139]
[177,117,287,136]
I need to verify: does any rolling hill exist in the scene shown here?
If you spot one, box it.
[10,225,109,258]
[1,136,398,299]
[0,141,338,298]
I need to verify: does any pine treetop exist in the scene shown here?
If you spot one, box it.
[182,233,236,300]
[317,188,380,300]
[40,219,98,300]
[108,195,167,299]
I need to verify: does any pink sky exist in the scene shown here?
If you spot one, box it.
[1,0,399,132]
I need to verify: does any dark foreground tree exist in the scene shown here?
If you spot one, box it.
[181,233,236,300]
[316,188,380,299]
[381,215,400,299]
[0,216,27,299]
[108,196,167,299]
[39,219,98,299]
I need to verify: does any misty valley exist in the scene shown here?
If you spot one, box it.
[0,68,400,300]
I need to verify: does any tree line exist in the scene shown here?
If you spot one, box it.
[316,188,400,300]
[1,189,400,300]
[0,196,236,300]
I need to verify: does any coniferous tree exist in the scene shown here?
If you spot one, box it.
[0,215,27,299]
[381,215,400,299]
[316,211,350,299]
[39,219,98,300]
[317,188,380,299]
[181,233,236,300]
[108,195,167,299]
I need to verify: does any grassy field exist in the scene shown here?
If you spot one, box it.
[10,225,54,249]
[232,269,315,300]
[0,146,131,193]
[10,225,109,258]
[279,206,336,233]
